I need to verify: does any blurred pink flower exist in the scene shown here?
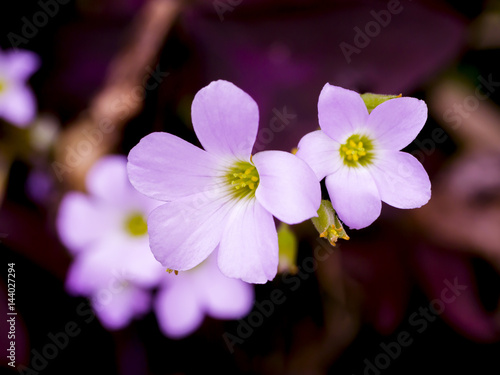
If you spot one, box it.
[297,84,431,229]
[57,155,164,329]
[127,80,321,284]
[0,49,39,127]
[155,252,254,338]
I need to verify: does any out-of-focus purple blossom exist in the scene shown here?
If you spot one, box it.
[57,155,164,329]
[0,49,39,127]
[128,80,321,284]
[155,252,254,338]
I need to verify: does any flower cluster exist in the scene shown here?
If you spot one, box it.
[56,79,431,338]
[128,80,431,285]
[57,155,254,336]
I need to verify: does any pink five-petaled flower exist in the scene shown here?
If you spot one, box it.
[57,155,164,329]
[127,80,321,284]
[155,252,254,339]
[296,84,431,230]
[0,49,39,127]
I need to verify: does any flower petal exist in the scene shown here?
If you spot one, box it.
[121,239,165,287]
[127,132,223,201]
[195,253,254,319]
[154,280,204,338]
[56,192,119,254]
[367,97,428,150]
[318,83,368,143]
[253,150,320,224]
[296,130,342,180]
[147,191,232,271]
[65,241,117,295]
[191,80,258,159]
[217,199,279,284]
[65,234,160,295]
[2,50,40,81]
[370,150,431,209]
[86,155,132,204]
[0,86,36,126]
[93,285,151,330]
[325,167,381,229]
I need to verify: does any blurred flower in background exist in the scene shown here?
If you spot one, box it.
[0,49,39,127]
[155,252,254,339]
[57,154,255,335]
[57,155,164,329]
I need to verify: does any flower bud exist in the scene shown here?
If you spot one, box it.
[311,200,349,246]
[360,92,401,113]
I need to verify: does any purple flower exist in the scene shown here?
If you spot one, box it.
[0,49,39,127]
[127,80,321,284]
[57,155,164,329]
[296,84,431,229]
[155,252,254,338]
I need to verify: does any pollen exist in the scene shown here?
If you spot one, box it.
[226,161,260,200]
[339,134,374,167]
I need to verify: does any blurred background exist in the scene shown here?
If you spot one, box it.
[1,0,500,373]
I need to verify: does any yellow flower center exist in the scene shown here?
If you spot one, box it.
[339,134,374,167]
[124,212,148,237]
[226,160,260,200]
[0,79,7,94]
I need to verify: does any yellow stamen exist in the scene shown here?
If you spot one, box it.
[225,160,260,200]
[339,134,374,168]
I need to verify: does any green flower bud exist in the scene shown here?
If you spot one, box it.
[311,200,349,246]
[360,92,401,113]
